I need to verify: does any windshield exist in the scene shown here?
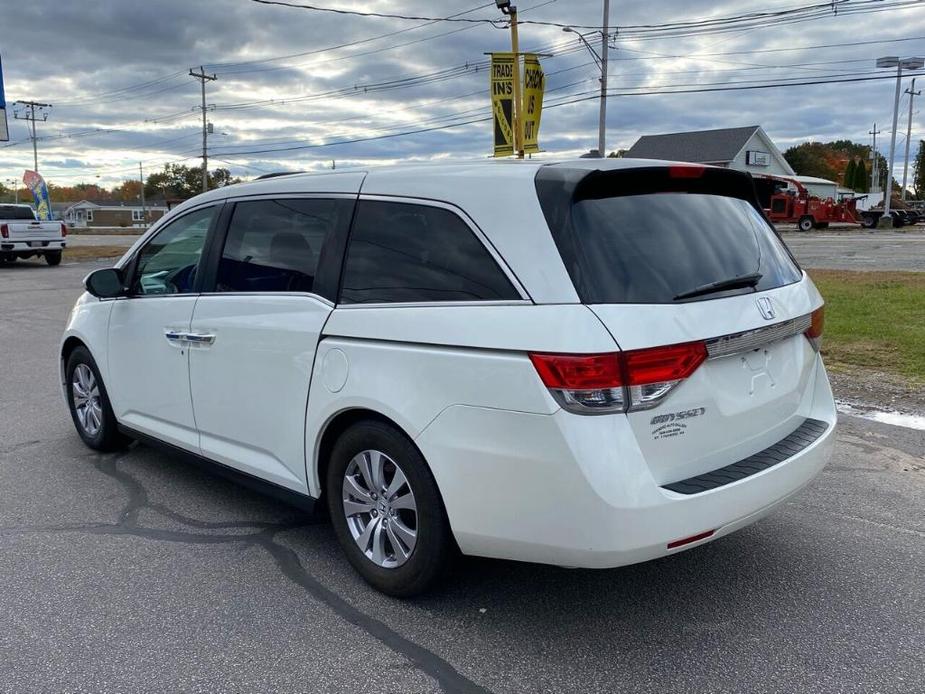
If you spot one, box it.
[0,205,37,220]
[536,167,802,304]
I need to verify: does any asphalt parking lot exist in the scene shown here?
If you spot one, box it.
[779,230,925,272]
[1,260,923,694]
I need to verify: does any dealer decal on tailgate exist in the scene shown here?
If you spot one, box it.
[650,407,706,440]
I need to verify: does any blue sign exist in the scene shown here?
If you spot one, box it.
[0,55,8,142]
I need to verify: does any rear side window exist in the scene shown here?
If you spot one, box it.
[536,167,802,304]
[216,198,351,294]
[339,200,519,304]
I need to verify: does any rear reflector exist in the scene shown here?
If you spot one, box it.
[667,529,715,550]
[530,341,707,415]
[60,223,68,238]
[0,224,7,239]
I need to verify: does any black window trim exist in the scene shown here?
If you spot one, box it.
[121,202,225,300]
[196,192,358,304]
[334,194,531,309]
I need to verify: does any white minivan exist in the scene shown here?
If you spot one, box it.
[62,159,835,596]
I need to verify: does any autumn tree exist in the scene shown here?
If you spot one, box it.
[783,142,839,180]
[144,164,240,199]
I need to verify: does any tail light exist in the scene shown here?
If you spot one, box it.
[805,305,824,352]
[530,341,707,415]
[0,223,7,239]
[60,223,68,237]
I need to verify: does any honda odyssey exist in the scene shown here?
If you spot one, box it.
[61,159,836,596]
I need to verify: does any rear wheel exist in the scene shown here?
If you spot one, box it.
[65,346,130,451]
[798,216,814,232]
[860,213,876,229]
[326,420,452,597]
[45,250,62,266]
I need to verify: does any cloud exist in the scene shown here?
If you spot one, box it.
[2,0,924,186]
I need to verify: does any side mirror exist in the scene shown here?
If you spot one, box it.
[85,268,126,299]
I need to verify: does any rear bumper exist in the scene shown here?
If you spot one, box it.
[416,356,836,568]
[1,240,66,252]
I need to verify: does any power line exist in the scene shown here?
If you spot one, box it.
[12,101,52,173]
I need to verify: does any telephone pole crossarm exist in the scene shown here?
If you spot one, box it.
[13,100,52,174]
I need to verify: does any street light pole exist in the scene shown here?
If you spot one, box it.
[902,77,921,200]
[875,56,924,224]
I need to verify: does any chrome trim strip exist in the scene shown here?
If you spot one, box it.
[706,314,811,359]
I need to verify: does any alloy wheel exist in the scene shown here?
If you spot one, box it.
[72,363,103,437]
[342,449,418,568]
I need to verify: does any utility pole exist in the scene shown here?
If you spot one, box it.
[508,6,524,159]
[139,162,147,227]
[902,78,921,200]
[189,67,216,193]
[7,178,18,204]
[869,124,881,193]
[12,100,52,173]
[599,0,610,158]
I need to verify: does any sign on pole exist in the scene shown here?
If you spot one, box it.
[490,52,515,157]
[23,170,52,220]
[522,54,545,154]
[0,55,9,142]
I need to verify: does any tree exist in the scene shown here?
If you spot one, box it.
[854,159,869,193]
[913,140,925,199]
[112,179,143,202]
[783,142,839,180]
[144,163,240,199]
[844,159,857,190]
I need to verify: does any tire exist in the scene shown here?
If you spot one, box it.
[0,254,15,263]
[65,346,131,451]
[326,419,452,597]
[45,250,62,266]
[860,214,876,229]
[798,216,814,232]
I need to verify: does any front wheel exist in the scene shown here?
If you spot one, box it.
[45,250,62,266]
[326,420,452,597]
[798,216,814,232]
[65,346,131,451]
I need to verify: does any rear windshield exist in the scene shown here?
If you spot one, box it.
[536,167,802,304]
[0,205,37,220]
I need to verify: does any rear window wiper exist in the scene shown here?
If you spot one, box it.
[673,272,763,301]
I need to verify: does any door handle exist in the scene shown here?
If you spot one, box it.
[164,330,186,345]
[185,333,216,346]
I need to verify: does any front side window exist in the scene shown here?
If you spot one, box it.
[215,198,350,294]
[132,206,215,295]
[339,201,519,304]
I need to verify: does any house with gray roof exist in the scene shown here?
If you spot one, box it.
[625,125,796,177]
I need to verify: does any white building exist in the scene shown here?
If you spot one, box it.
[625,125,797,178]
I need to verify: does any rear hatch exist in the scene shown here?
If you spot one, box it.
[535,164,824,485]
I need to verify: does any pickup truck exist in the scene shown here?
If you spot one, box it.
[0,204,67,265]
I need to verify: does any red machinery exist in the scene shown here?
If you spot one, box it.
[754,174,859,231]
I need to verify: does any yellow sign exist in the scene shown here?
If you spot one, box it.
[490,52,515,157]
[522,54,545,154]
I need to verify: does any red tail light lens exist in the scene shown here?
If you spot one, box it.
[530,342,707,415]
[60,223,68,237]
[0,223,8,239]
[805,305,824,351]
[623,342,708,385]
[529,353,622,389]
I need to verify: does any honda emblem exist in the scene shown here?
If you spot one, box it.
[756,297,775,321]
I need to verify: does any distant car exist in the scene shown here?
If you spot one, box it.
[61,160,836,596]
[0,204,67,265]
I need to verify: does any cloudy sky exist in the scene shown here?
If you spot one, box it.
[1,0,925,188]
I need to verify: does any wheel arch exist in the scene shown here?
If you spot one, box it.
[313,407,418,501]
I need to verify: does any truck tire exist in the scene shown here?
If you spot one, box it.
[45,250,62,266]
[860,214,876,229]
[798,216,814,232]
